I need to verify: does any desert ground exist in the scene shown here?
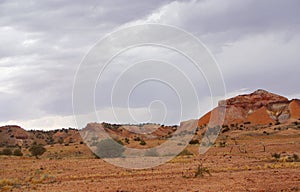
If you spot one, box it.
[1,124,300,192]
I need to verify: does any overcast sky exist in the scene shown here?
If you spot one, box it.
[0,0,299,130]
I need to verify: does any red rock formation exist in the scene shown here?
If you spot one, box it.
[198,89,298,127]
[289,99,300,119]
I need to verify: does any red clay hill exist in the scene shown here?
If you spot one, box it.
[198,89,300,127]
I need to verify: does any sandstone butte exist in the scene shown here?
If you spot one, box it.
[198,89,300,127]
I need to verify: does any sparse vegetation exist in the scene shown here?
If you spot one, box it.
[13,149,23,156]
[292,154,299,161]
[139,140,146,145]
[1,148,12,156]
[195,164,211,178]
[275,121,281,125]
[29,144,46,159]
[178,149,193,156]
[222,126,230,133]
[58,137,64,144]
[272,153,281,159]
[0,179,19,190]
[189,139,199,145]
[133,137,141,141]
[124,137,130,144]
[271,153,300,162]
[217,141,226,147]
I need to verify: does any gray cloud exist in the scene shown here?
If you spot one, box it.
[0,0,299,129]
[140,0,300,96]
[0,0,173,123]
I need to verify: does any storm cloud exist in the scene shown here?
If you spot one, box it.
[0,0,299,129]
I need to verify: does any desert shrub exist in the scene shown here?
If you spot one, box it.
[95,139,125,158]
[263,131,269,135]
[58,137,64,144]
[0,179,19,189]
[133,137,141,141]
[271,153,281,159]
[1,148,12,156]
[124,138,130,144]
[189,139,199,145]
[115,139,123,145]
[275,121,280,125]
[79,141,84,144]
[292,154,299,161]
[221,127,230,133]
[29,144,46,159]
[145,148,159,157]
[218,141,226,147]
[195,164,211,177]
[46,137,54,145]
[64,143,69,146]
[139,140,146,145]
[244,121,251,125]
[178,149,193,156]
[13,149,23,156]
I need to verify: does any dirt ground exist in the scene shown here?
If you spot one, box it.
[1,128,300,192]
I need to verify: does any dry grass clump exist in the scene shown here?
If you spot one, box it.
[0,179,20,190]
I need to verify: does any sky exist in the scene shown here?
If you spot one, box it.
[0,0,299,130]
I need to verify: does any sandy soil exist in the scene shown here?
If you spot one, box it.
[1,128,300,192]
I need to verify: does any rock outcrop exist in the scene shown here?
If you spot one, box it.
[198,89,300,127]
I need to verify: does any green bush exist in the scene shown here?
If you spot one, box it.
[124,138,130,144]
[29,144,46,159]
[221,127,230,133]
[13,149,23,156]
[115,139,123,145]
[272,153,281,159]
[134,137,141,141]
[178,149,193,156]
[195,164,211,177]
[292,154,299,161]
[189,139,199,145]
[139,140,146,145]
[218,141,226,147]
[95,139,125,158]
[1,148,12,156]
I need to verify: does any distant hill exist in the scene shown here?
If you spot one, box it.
[0,123,177,148]
[0,125,82,147]
[1,89,299,148]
